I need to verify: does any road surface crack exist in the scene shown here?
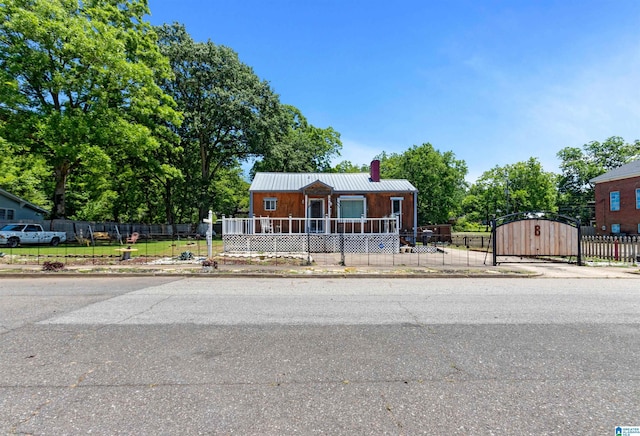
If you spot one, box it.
[380,393,404,430]
[115,295,174,324]
[396,300,423,326]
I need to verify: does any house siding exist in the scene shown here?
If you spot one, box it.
[253,192,306,218]
[594,175,640,235]
[252,191,415,231]
[0,190,49,222]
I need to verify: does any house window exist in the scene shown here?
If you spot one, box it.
[391,198,403,216]
[0,208,15,220]
[263,198,277,211]
[338,196,366,219]
[610,191,620,211]
[636,188,640,209]
[611,224,620,234]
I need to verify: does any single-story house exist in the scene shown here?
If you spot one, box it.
[0,188,49,223]
[590,159,640,235]
[222,160,419,253]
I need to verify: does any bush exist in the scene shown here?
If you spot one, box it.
[202,258,218,268]
[179,251,194,260]
[42,261,65,272]
[453,217,487,232]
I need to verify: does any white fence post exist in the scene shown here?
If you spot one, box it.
[203,210,213,258]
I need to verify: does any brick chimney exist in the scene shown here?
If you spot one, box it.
[370,159,380,182]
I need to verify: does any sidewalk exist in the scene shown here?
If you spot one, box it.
[0,256,638,278]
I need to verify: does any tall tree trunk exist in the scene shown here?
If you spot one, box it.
[52,163,70,219]
[199,136,210,221]
[164,181,176,233]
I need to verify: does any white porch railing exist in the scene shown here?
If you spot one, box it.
[222,215,399,235]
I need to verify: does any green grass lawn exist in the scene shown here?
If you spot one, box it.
[0,239,224,259]
[452,231,491,237]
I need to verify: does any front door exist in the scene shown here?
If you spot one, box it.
[392,198,403,230]
[308,199,324,233]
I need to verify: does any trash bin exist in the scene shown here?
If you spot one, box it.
[421,229,433,244]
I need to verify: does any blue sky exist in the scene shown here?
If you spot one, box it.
[146,0,640,182]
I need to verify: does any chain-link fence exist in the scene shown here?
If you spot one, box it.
[0,237,496,269]
[4,232,633,269]
[0,236,212,266]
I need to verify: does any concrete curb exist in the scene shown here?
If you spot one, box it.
[0,266,539,279]
[0,273,541,279]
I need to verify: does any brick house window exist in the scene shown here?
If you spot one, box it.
[263,198,277,211]
[611,224,620,234]
[610,191,620,211]
[636,188,640,209]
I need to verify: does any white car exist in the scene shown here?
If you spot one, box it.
[0,223,67,248]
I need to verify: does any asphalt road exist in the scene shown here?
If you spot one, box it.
[1,276,639,435]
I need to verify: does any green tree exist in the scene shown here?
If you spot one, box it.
[0,0,180,219]
[330,160,369,173]
[210,165,250,217]
[378,144,468,225]
[0,136,51,208]
[156,23,286,220]
[557,136,640,222]
[251,105,342,175]
[466,158,558,223]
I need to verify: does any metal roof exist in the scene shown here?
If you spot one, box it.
[250,172,418,193]
[589,159,640,184]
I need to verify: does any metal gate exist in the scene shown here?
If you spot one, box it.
[492,212,581,265]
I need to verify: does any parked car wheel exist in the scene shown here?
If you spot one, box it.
[50,237,60,247]
[7,237,19,248]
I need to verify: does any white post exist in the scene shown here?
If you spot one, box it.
[328,194,332,233]
[203,209,213,258]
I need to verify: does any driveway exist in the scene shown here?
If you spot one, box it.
[502,259,639,278]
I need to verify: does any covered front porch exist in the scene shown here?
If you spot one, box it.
[221,216,401,253]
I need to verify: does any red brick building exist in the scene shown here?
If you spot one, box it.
[590,160,640,235]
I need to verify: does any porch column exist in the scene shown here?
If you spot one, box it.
[327,194,332,234]
[413,191,418,243]
[249,191,255,235]
[304,194,308,233]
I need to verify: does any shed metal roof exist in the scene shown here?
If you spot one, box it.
[250,172,418,193]
[589,159,640,184]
